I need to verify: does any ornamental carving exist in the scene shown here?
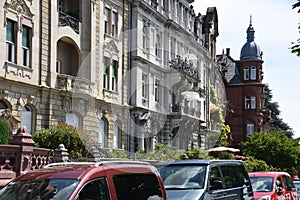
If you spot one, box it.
[170,55,200,80]
[5,0,33,17]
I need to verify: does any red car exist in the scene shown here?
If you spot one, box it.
[249,171,298,200]
[0,161,167,200]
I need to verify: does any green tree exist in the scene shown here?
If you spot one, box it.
[242,131,300,171]
[0,120,9,144]
[264,85,293,137]
[33,123,94,159]
[291,0,300,56]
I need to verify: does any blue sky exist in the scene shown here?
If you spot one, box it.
[192,0,300,137]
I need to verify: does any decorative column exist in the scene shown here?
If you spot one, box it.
[9,126,34,176]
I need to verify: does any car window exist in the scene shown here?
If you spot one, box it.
[78,178,109,200]
[221,166,248,189]
[158,165,207,189]
[276,177,283,193]
[250,177,273,192]
[0,178,79,200]
[209,166,223,190]
[282,175,295,191]
[113,174,163,200]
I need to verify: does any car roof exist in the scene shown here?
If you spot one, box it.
[155,159,244,167]
[249,171,291,177]
[13,161,157,181]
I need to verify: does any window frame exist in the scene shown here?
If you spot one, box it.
[245,97,250,109]
[247,123,254,135]
[142,73,148,99]
[6,19,16,63]
[22,25,31,67]
[250,66,257,80]
[154,79,160,103]
[244,66,249,80]
[250,96,256,109]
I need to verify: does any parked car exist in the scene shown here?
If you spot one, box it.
[249,171,298,200]
[0,161,167,200]
[155,159,254,200]
[293,180,300,200]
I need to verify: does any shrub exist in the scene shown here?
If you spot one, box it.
[33,123,94,159]
[0,120,9,144]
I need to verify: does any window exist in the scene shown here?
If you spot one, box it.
[247,123,254,135]
[154,79,160,102]
[250,96,256,109]
[104,7,118,37]
[221,166,248,188]
[142,24,149,50]
[56,60,61,73]
[66,112,79,128]
[142,74,148,99]
[170,37,175,59]
[6,19,16,63]
[79,178,109,200]
[155,33,161,58]
[22,25,31,67]
[112,11,118,37]
[244,66,249,80]
[113,174,163,199]
[98,119,106,147]
[104,8,110,34]
[103,57,110,89]
[21,105,32,134]
[245,97,250,109]
[112,60,118,91]
[113,122,120,149]
[250,66,256,80]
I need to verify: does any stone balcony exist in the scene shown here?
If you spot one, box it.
[57,74,94,96]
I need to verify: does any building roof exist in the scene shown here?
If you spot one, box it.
[240,17,262,61]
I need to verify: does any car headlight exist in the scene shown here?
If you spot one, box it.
[259,195,271,200]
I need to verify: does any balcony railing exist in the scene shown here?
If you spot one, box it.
[57,74,94,96]
[58,11,80,33]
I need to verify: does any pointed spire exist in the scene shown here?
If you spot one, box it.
[246,15,255,42]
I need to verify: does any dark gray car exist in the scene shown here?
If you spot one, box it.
[156,159,254,200]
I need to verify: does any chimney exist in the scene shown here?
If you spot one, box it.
[226,48,230,56]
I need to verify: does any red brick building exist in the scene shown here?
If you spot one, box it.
[217,19,271,148]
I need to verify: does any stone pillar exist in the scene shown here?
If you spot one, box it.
[53,144,69,162]
[9,126,34,176]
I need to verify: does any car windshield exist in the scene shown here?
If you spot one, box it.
[158,165,207,190]
[0,178,79,200]
[250,177,273,192]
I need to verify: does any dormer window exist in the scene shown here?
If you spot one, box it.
[250,66,256,80]
[244,66,249,80]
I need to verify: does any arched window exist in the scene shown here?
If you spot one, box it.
[66,112,79,128]
[244,66,249,80]
[21,105,32,134]
[99,118,108,148]
[247,122,254,135]
[250,66,256,80]
[113,122,120,149]
[0,101,8,109]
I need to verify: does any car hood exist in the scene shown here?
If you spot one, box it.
[166,189,204,200]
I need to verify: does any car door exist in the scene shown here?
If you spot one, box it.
[219,165,253,200]
[282,175,298,199]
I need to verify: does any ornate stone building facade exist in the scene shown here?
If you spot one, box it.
[0,0,224,154]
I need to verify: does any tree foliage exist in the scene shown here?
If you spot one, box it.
[0,120,9,144]
[33,123,94,159]
[242,131,300,171]
[291,0,300,56]
[264,85,293,137]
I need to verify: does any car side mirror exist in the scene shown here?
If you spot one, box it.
[210,180,223,190]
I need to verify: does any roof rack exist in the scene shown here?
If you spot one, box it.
[44,160,150,168]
